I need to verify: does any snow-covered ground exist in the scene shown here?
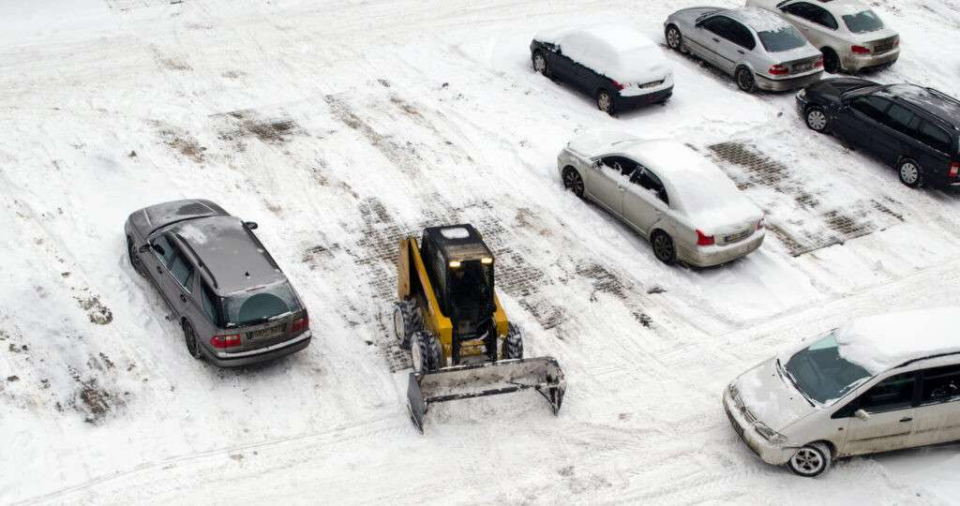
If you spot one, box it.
[1,0,959,504]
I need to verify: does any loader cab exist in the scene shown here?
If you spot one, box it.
[421,225,496,336]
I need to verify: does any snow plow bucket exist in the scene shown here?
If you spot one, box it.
[407,357,566,433]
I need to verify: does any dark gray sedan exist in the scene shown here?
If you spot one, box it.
[664,7,824,92]
[124,199,311,367]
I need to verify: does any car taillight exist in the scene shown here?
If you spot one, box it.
[851,45,871,55]
[814,56,824,68]
[291,314,310,334]
[950,162,960,178]
[210,333,241,349]
[696,229,715,246]
[612,80,625,90]
[768,64,790,76]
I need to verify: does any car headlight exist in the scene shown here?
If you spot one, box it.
[754,422,788,444]
[796,89,807,100]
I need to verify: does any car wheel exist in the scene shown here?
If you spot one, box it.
[651,231,676,265]
[597,89,616,116]
[183,322,203,360]
[532,51,551,77]
[822,48,841,74]
[898,158,923,188]
[805,106,830,133]
[127,236,147,278]
[562,167,585,198]
[788,443,832,478]
[665,25,683,52]
[736,67,756,93]
[504,323,524,360]
[411,331,441,373]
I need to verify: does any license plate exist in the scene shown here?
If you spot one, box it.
[251,326,283,340]
[793,63,812,73]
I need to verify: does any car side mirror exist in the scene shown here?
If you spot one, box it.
[243,221,259,230]
[138,244,151,254]
[854,409,871,421]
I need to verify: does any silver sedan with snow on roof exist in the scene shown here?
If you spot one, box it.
[725,307,960,477]
[664,6,824,92]
[124,199,311,367]
[558,132,765,267]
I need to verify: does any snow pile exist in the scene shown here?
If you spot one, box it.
[542,24,670,84]
[837,307,960,374]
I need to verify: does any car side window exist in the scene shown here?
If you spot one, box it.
[915,121,953,154]
[920,365,960,405]
[859,372,917,413]
[882,104,920,136]
[850,96,890,123]
[601,157,637,177]
[200,282,221,324]
[807,4,839,29]
[782,2,815,21]
[631,166,670,206]
[728,21,756,50]
[701,16,733,40]
[150,235,178,267]
[168,250,195,293]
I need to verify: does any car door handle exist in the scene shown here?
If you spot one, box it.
[618,186,626,192]
[737,50,745,55]
[179,293,187,303]
[900,417,913,423]
[712,38,720,43]
[156,266,163,274]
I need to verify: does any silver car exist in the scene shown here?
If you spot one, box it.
[664,7,824,92]
[747,0,900,74]
[124,199,311,367]
[725,308,960,477]
[558,132,765,267]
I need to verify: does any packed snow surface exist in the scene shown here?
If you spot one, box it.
[836,307,960,374]
[2,0,960,505]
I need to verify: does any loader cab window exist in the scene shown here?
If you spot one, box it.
[447,260,495,318]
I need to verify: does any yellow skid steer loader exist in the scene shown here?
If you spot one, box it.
[393,224,566,432]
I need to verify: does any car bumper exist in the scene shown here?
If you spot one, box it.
[201,331,312,368]
[842,48,900,72]
[677,230,765,268]
[616,86,673,108]
[755,71,823,92]
[723,388,796,466]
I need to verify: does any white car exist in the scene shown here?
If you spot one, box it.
[558,132,765,267]
[725,307,960,477]
[747,0,900,73]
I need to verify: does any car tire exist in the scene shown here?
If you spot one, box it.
[411,331,441,374]
[822,48,841,74]
[788,443,832,478]
[183,322,203,360]
[651,230,677,265]
[532,51,551,78]
[127,236,147,278]
[805,106,830,133]
[393,299,421,350]
[597,89,616,116]
[898,158,924,188]
[504,323,524,360]
[665,25,683,52]
[562,167,585,198]
[735,66,756,93]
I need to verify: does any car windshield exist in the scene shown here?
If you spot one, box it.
[843,10,884,33]
[224,281,301,326]
[784,333,872,404]
[757,27,807,52]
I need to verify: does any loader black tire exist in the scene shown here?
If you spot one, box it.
[393,300,422,350]
[504,324,524,360]
[411,331,441,374]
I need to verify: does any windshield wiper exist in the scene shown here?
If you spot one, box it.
[777,359,816,407]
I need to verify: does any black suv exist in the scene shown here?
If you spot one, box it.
[797,78,960,189]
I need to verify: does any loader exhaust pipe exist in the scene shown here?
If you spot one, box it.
[407,357,566,433]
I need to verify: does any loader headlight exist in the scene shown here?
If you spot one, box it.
[449,260,461,268]
[754,422,788,444]
[481,257,493,265]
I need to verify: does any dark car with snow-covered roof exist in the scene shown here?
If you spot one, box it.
[530,24,674,116]
[664,7,824,92]
[124,199,311,367]
[797,79,960,188]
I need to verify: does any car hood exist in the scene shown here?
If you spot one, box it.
[567,130,640,157]
[734,357,817,433]
[132,199,227,237]
[807,77,878,103]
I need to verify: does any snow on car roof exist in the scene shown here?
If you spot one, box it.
[823,0,874,16]
[535,24,669,84]
[728,7,793,33]
[836,307,960,374]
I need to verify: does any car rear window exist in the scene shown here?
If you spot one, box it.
[842,10,884,34]
[757,27,807,52]
[224,282,301,326]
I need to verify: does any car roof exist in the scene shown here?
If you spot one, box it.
[721,7,793,32]
[422,224,493,262]
[535,24,653,51]
[835,307,960,375]
[810,0,873,17]
[875,85,960,130]
[170,215,284,295]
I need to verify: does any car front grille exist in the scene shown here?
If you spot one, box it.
[873,37,898,54]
